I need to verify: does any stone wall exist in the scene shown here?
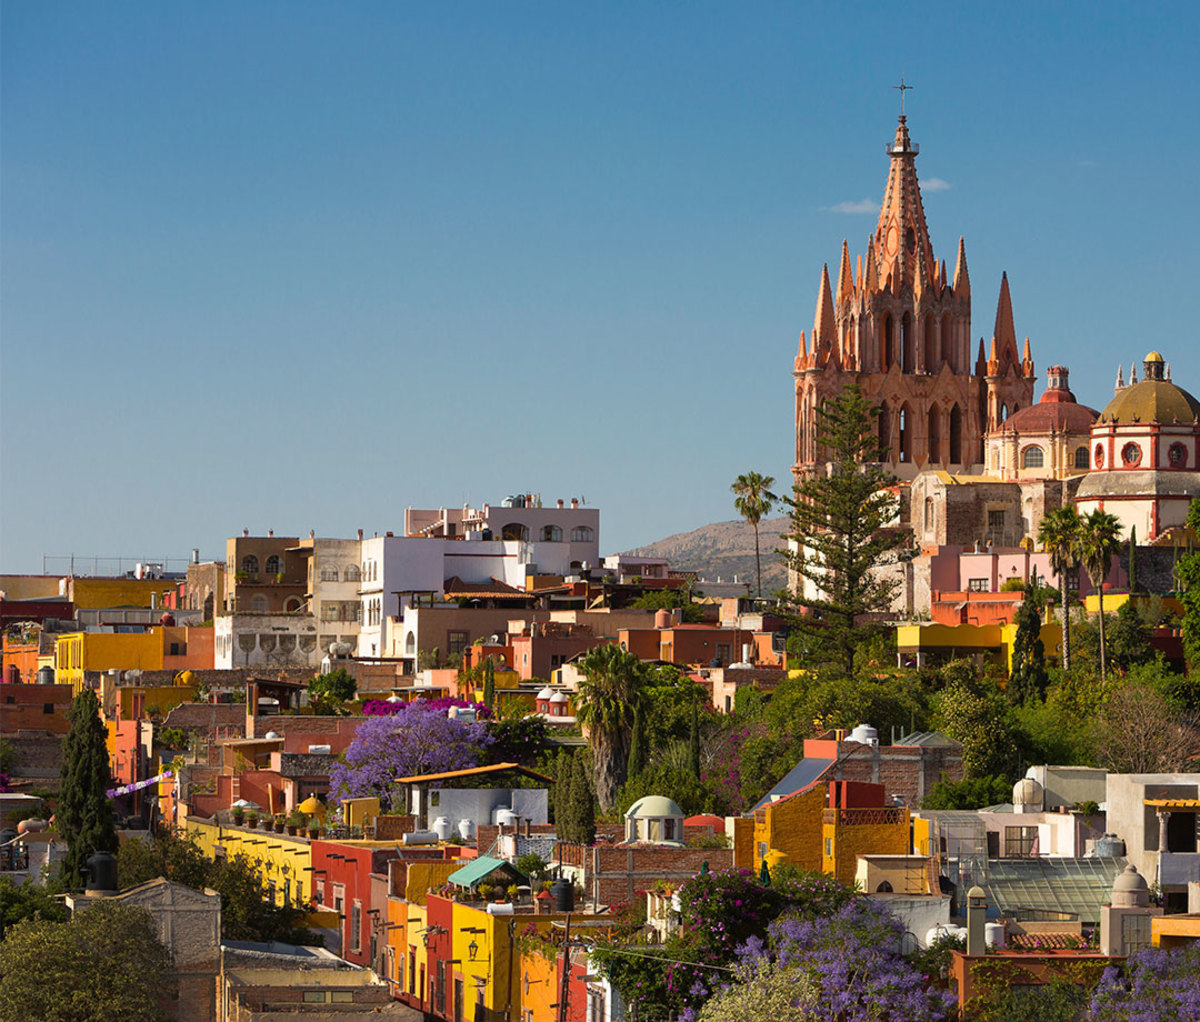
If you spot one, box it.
[589,845,733,907]
[4,732,65,780]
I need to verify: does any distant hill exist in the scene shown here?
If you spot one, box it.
[621,517,791,595]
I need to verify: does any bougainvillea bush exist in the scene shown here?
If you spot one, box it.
[328,699,492,809]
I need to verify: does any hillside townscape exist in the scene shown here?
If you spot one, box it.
[4,10,1200,1022]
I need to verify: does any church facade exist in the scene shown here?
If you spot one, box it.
[793,115,1036,482]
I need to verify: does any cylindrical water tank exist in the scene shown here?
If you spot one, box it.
[486,902,515,916]
[848,724,878,747]
[402,830,439,846]
[457,819,476,841]
[17,818,47,835]
[985,922,1005,949]
[1095,833,1126,857]
[86,850,118,892]
[37,666,56,686]
[550,878,575,913]
[925,924,967,947]
[432,817,451,841]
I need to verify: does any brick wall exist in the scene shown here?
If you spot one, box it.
[4,732,65,779]
[825,741,963,806]
[589,845,733,907]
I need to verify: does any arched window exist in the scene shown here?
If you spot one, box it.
[251,594,268,613]
[345,564,361,581]
[898,404,914,463]
[284,597,303,612]
[265,555,281,575]
[501,523,528,542]
[882,313,894,370]
[949,405,963,464]
[901,312,914,373]
[927,406,941,463]
[241,555,259,574]
[923,313,936,368]
[924,497,934,534]
[1074,447,1090,469]
[405,633,416,655]
[319,566,339,582]
[570,526,593,543]
[1022,446,1045,469]
[541,525,562,542]
[878,404,891,458]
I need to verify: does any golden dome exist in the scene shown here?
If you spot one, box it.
[1099,379,1200,425]
[1144,351,1165,363]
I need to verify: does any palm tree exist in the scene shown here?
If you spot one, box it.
[731,471,778,597]
[574,643,646,811]
[1038,506,1082,671]
[1078,510,1124,683]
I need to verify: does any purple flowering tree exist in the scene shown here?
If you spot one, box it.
[694,899,955,1022]
[328,699,492,810]
[1088,945,1200,1020]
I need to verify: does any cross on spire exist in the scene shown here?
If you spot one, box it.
[893,76,913,117]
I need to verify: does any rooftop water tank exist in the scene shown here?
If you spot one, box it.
[86,850,118,892]
[1095,833,1126,857]
[985,922,1006,949]
[486,902,515,915]
[494,808,518,829]
[37,666,56,686]
[550,877,575,913]
[457,819,476,841]
[307,744,332,755]
[848,724,878,748]
[432,817,451,841]
[1013,777,1044,814]
[402,830,439,846]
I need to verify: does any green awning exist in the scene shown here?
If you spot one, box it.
[447,856,528,889]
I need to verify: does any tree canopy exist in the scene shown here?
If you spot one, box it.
[328,699,491,809]
[575,643,647,810]
[731,470,777,597]
[0,900,176,1022]
[307,667,357,714]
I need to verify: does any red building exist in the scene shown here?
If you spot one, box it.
[312,839,408,966]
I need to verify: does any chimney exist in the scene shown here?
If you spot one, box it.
[268,529,274,538]
[966,886,988,956]
[556,499,564,509]
[243,528,250,538]
[570,498,579,509]
[357,529,364,541]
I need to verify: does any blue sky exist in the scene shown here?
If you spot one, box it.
[3,2,1199,573]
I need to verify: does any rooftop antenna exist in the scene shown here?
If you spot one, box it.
[894,76,913,117]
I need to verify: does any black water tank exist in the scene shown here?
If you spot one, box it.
[86,850,118,892]
[550,877,574,913]
[37,666,56,685]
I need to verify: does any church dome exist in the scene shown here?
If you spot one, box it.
[998,365,1098,434]
[1099,352,1200,426]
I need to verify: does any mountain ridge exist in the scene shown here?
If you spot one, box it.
[621,517,791,595]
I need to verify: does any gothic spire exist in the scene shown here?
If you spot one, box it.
[992,273,1019,367]
[952,237,970,298]
[836,241,854,303]
[813,264,837,354]
[872,115,937,294]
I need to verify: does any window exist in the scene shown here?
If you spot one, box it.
[331,992,353,1004]
[319,566,339,582]
[350,902,362,951]
[265,555,281,574]
[824,837,833,857]
[1122,442,1142,467]
[988,510,1005,532]
[345,563,361,581]
[924,497,934,533]
[43,703,54,714]
[541,525,562,542]
[241,555,259,574]
[968,578,989,592]
[251,594,268,613]
[405,633,416,655]
[1022,446,1044,468]
[501,523,528,541]
[447,630,469,656]
[1169,442,1188,467]
[570,526,593,543]
[1094,443,1105,468]
[1075,447,1090,469]
[1004,826,1039,857]
[303,991,329,1003]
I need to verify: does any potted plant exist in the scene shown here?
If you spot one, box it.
[306,816,321,839]
[245,810,259,829]
[287,808,305,835]
[506,883,520,903]
[231,805,245,825]
[478,882,494,902]
[273,813,285,833]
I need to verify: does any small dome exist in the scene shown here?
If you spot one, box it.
[159,612,175,626]
[625,795,685,819]
[1098,379,1200,426]
[1145,351,1165,363]
[536,687,554,701]
[1112,864,1149,893]
[1013,777,1043,805]
[549,692,568,704]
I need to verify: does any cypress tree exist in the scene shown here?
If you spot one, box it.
[58,688,118,888]
[553,750,570,828]
[627,704,646,780]
[571,754,595,846]
[688,696,701,780]
[1007,599,1049,705]
[1128,526,1138,594]
[482,658,495,710]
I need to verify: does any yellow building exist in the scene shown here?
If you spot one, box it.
[56,631,166,695]
[68,577,173,610]
[1152,913,1200,949]
[188,817,314,910]
[895,619,1062,672]
[748,786,827,873]
[822,805,912,886]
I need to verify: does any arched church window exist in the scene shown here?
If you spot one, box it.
[901,312,914,373]
[1122,443,1142,467]
[1022,446,1044,469]
[899,405,913,462]
[949,406,963,464]
[882,314,894,371]
[1094,444,1105,468]
[1075,447,1090,469]
[927,407,940,463]
[1168,442,1187,468]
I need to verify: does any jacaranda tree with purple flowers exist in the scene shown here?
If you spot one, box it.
[1088,944,1200,1020]
[696,899,955,1022]
[328,700,491,810]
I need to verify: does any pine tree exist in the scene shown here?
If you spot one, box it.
[1007,599,1049,704]
[553,750,570,828]
[782,385,906,676]
[58,688,118,888]
[482,658,495,710]
[572,754,595,845]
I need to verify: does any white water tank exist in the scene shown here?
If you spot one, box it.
[493,807,518,828]
[985,922,1005,949]
[458,819,475,841]
[848,724,878,748]
[307,744,332,755]
[486,902,515,916]
[925,924,967,947]
[402,830,439,846]
[1013,777,1044,814]
[432,816,451,841]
